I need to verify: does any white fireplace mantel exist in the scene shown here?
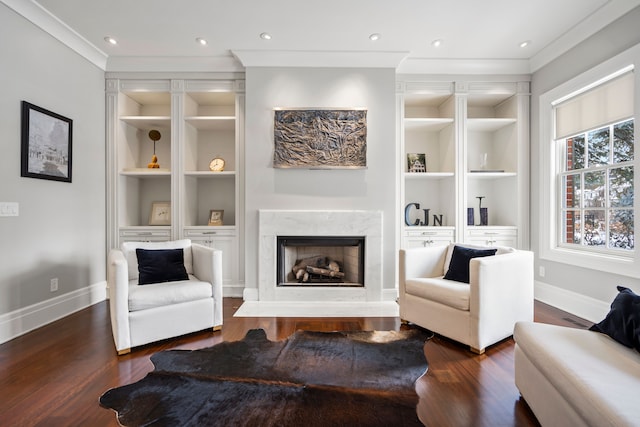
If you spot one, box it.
[258,210,383,302]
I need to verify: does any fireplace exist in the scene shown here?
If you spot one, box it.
[258,210,383,302]
[277,236,365,287]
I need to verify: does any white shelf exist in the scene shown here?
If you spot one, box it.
[467,118,516,132]
[405,172,454,180]
[404,117,454,131]
[120,116,171,129]
[185,116,236,130]
[467,171,517,179]
[120,169,171,177]
[184,171,236,178]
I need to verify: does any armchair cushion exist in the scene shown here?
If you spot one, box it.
[122,239,193,280]
[128,276,213,312]
[406,277,470,311]
[443,245,497,283]
[136,248,189,285]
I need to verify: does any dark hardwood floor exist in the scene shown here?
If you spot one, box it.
[0,298,591,426]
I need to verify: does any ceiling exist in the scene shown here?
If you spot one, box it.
[5,0,640,73]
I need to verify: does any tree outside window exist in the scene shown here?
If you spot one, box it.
[560,119,634,251]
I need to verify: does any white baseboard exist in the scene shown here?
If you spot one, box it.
[223,284,245,298]
[0,281,107,345]
[535,281,609,323]
[243,287,259,301]
[383,288,399,302]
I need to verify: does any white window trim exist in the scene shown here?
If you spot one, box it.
[539,43,640,278]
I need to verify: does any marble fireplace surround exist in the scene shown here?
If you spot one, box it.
[258,210,383,302]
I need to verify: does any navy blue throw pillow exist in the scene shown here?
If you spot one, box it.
[136,248,188,285]
[443,245,497,283]
[589,286,640,352]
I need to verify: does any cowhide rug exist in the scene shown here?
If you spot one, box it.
[100,328,432,426]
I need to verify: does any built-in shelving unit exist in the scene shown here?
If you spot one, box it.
[398,79,530,249]
[106,78,245,291]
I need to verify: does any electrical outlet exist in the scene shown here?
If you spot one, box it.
[539,266,545,277]
[50,278,58,292]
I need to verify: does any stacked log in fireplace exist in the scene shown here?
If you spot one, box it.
[291,255,345,283]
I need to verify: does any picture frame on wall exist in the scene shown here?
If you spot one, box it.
[273,108,367,169]
[21,101,73,183]
[149,202,171,226]
[208,210,224,226]
[407,153,426,173]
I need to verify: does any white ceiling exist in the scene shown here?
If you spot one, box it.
[5,0,640,73]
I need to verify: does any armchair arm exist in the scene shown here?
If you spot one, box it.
[107,249,131,352]
[400,246,448,278]
[399,245,449,295]
[192,243,223,327]
[469,250,534,348]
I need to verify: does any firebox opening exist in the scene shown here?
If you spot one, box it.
[277,236,365,287]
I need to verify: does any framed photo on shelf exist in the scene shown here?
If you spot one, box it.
[21,101,73,183]
[149,202,171,225]
[407,153,426,173]
[208,210,224,226]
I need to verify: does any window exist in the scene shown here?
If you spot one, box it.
[558,119,634,251]
[539,44,639,277]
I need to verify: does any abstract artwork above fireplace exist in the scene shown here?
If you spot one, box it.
[273,109,367,169]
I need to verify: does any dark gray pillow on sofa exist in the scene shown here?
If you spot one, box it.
[136,248,188,285]
[590,286,640,352]
[443,245,497,283]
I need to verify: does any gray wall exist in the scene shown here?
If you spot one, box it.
[531,7,640,310]
[0,5,106,315]
[243,67,397,297]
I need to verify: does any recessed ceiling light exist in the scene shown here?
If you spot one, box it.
[104,36,117,45]
[260,32,272,40]
[369,33,381,41]
[519,40,531,48]
[196,37,208,46]
[432,39,443,48]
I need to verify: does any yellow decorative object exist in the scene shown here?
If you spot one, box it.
[148,130,161,169]
[209,157,225,172]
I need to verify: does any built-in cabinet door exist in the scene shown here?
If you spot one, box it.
[118,227,171,244]
[465,227,517,247]
[404,228,454,248]
[185,228,237,287]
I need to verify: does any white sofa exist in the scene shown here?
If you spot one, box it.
[107,239,223,354]
[399,243,534,353]
[514,321,640,426]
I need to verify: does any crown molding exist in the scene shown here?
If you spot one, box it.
[396,57,532,75]
[2,0,108,70]
[530,0,640,72]
[105,55,244,73]
[232,50,410,68]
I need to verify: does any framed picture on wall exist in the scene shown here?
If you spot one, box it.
[21,101,73,183]
[149,202,171,226]
[208,210,224,226]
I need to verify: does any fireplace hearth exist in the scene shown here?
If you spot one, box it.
[277,236,365,287]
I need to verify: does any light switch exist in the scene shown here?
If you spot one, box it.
[0,202,19,217]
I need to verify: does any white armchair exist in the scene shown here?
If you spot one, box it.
[399,243,533,354]
[107,239,223,355]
